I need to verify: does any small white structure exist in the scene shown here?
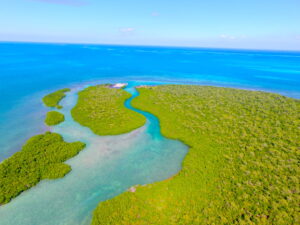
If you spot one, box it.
[110,83,127,88]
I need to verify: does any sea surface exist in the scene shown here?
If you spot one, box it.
[0,42,300,224]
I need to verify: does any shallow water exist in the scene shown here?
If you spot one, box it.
[0,83,188,225]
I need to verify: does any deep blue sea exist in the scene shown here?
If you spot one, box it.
[0,42,299,225]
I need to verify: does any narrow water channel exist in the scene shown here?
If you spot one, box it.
[0,83,188,225]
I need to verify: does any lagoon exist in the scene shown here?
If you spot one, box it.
[0,84,188,225]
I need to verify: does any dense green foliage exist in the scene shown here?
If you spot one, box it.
[45,111,65,126]
[92,85,300,225]
[42,88,70,109]
[0,132,85,205]
[71,85,146,135]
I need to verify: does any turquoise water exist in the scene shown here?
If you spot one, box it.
[0,83,188,225]
[0,43,300,224]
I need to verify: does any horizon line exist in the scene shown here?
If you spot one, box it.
[1,40,300,53]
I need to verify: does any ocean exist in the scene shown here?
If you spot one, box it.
[0,42,299,225]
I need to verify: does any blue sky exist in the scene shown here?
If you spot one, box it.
[0,0,300,50]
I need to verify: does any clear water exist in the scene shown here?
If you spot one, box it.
[0,43,300,224]
[0,83,188,225]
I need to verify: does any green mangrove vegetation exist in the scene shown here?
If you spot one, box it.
[42,88,70,109]
[0,132,85,205]
[71,84,146,135]
[92,85,300,225]
[45,111,65,126]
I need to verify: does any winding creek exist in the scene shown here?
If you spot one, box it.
[0,83,188,225]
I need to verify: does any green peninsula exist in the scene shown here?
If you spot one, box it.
[45,111,65,126]
[71,84,146,135]
[92,85,299,225]
[42,88,70,109]
[0,132,85,205]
